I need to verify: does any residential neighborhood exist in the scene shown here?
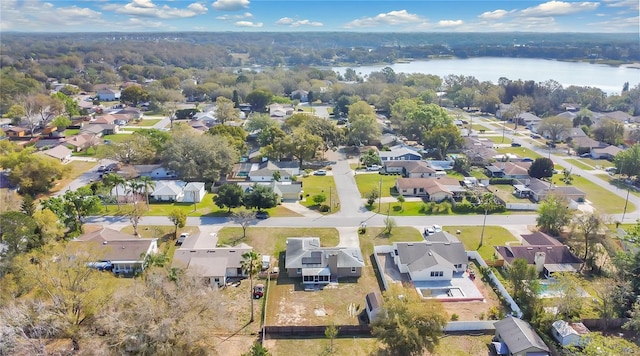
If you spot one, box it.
[2,29,640,356]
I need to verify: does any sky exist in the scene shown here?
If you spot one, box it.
[0,0,638,33]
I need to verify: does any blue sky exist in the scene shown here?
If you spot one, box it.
[1,0,638,32]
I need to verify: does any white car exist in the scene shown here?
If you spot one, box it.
[176,232,189,245]
[424,227,435,236]
[314,169,327,176]
[366,165,381,171]
[432,225,442,232]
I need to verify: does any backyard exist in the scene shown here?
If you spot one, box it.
[442,225,518,260]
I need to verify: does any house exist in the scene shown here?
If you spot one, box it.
[494,232,584,278]
[34,138,64,150]
[291,89,309,102]
[194,111,217,127]
[94,114,131,126]
[391,232,468,282]
[516,177,586,203]
[114,107,143,119]
[3,126,26,138]
[96,88,121,101]
[590,145,622,160]
[41,145,72,163]
[69,228,158,276]
[248,161,299,182]
[183,182,206,203]
[238,181,302,202]
[379,146,422,161]
[129,164,177,179]
[601,110,635,124]
[285,237,364,284]
[63,134,98,152]
[383,160,437,178]
[269,104,294,118]
[395,177,465,202]
[570,136,604,152]
[485,162,532,179]
[551,320,590,348]
[172,233,252,287]
[493,316,550,356]
[365,292,384,323]
[463,137,497,165]
[81,123,117,136]
[150,180,186,202]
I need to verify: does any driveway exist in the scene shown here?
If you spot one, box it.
[336,227,360,248]
[331,159,369,217]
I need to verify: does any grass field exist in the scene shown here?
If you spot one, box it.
[63,128,80,136]
[564,158,594,171]
[354,173,397,198]
[128,119,161,127]
[443,225,518,260]
[358,226,423,256]
[553,174,634,214]
[102,133,133,143]
[496,146,543,159]
[299,175,340,212]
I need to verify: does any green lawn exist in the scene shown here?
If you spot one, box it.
[496,146,543,159]
[129,119,161,127]
[443,225,518,260]
[553,174,634,214]
[299,175,340,212]
[564,158,594,171]
[354,173,397,198]
[582,157,615,168]
[102,133,133,143]
[358,226,423,256]
[216,227,339,257]
[64,128,80,136]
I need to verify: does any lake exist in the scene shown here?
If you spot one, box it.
[333,57,640,95]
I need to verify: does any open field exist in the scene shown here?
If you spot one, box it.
[299,175,340,212]
[495,146,542,159]
[355,173,397,198]
[217,227,339,257]
[443,225,519,260]
[128,118,161,127]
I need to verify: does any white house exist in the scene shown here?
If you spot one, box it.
[96,88,121,101]
[551,320,590,348]
[183,182,206,203]
[150,180,185,202]
[379,146,422,161]
[248,161,299,182]
[391,232,467,282]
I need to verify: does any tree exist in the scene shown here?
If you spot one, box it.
[593,118,625,145]
[422,125,464,159]
[623,298,640,332]
[346,100,381,145]
[572,212,604,270]
[246,89,273,113]
[289,128,322,167]
[241,251,262,323]
[550,273,585,318]
[102,173,126,209]
[614,143,640,178]
[94,267,227,354]
[138,176,155,207]
[233,208,256,238]
[507,95,532,130]
[41,187,102,234]
[366,189,379,208]
[508,258,540,318]
[33,209,66,243]
[538,115,572,142]
[163,127,239,183]
[215,96,239,124]
[214,183,245,212]
[208,124,248,153]
[528,157,554,179]
[20,195,36,216]
[324,323,339,355]
[5,104,25,122]
[384,216,397,235]
[244,184,279,211]
[360,149,381,167]
[120,85,148,106]
[102,134,155,165]
[396,195,405,211]
[167,208,187,238]
[561,169,573,184]
[372,285,447,356]
[478,193,500,247]
[51,91,79,118]
[125,201,147,236]
[246,113,278,133]
[537,194,573,236]
[52,115,72,130]
[0,211,40,259]
[398,102,452,142]
[313,193,327,206]
[578,332,640,355]
[242,342,271,356]
[0,144,66,196]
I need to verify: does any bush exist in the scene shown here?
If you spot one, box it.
[319,204,330,212]
[450,313,459,321]
[489,178,514,185]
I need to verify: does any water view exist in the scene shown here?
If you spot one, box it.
[333,57,640,95]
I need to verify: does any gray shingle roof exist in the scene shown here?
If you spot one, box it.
[495,316,550,354]
[285,237,364,269]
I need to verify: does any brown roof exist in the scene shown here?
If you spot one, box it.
[70,228,156,262]
[42,145,72,160]
[495,245,583,265]
[490,161,531,176]
[521,232,563,246]
[396,177,461,194]
[571,136,603,149]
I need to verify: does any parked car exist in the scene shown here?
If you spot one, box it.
[580,153,591,158]
[432,224,442,232]
[87,261,113,271]
[253,284,265,299]
[366,165,381,171]
[314,169,327,176]
[176,232,189,245]
[510,142,522,147]
[97,165,106,172]
[256,211,269,219]
[530,133,541,139]
[521,157,534,162]
[424,227,435,236]
[546,141,556,148]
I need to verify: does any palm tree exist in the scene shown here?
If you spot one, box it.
[126,179,144,203]
[139,176,155,206]
[478,193,498,248]
[240,250,262,323]
[103,173,125,209]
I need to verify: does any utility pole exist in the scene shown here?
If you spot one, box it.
[329,186,332,212]
[622,188,630,222]
[378,176,383,213]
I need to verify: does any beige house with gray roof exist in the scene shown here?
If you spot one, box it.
[285,237,364,284]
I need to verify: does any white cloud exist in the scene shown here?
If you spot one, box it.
[344,10,425,28]
[437,20,463,27]
[216,12,252,20]
[212,0,249,11]
[1,0,105,31]
[235,21,262,27]
[518,1,599,17]
[103,0,208,19]
[478,9,512,20]
[126,17,164,28]
[603,0,640,10]
[588,15,640,31]
[276,17,323,27]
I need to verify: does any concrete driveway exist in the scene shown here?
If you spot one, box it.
[336,227,360,248]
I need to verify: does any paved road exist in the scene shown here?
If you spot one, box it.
[331,160,369,217]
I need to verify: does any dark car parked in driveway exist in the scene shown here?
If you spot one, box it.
[511,142,522,147]
[256,211,269,219]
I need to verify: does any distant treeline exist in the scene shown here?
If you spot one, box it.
[1,32,637,69]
